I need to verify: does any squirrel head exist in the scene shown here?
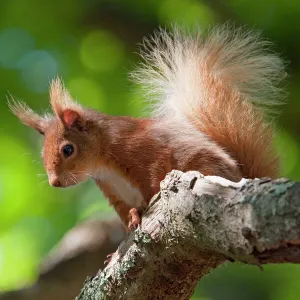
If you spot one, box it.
[9,78,102,188]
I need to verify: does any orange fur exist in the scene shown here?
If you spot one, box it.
[190,76,278,178]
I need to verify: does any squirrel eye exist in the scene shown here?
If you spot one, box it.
[63,144,74,157]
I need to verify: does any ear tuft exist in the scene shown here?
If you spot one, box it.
[8,96,48,135]
[62,109,80,128]
[50,77,83,120]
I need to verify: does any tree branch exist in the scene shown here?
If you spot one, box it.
[76,170,300,300]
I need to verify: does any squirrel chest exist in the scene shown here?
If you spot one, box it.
[94,166,144,208]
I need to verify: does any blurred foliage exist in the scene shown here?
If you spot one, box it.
[0,0,300,299]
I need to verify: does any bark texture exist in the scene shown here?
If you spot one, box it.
[76,170,300,300]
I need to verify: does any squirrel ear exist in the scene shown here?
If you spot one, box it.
[61,109,81,128]
[50,77,84,124]
[8,98,47,135]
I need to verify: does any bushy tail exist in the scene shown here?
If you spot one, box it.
[131,24,287,178]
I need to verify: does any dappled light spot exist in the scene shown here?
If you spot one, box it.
[0,27,35,69]
[67,77,106,110]
[0,228,38,290]
[80,30,125,72]
[0,136,40,227]
[18,50,57,93]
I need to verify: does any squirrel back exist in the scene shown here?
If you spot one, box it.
[132,24,286,178]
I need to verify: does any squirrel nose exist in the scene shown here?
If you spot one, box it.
[50,177,61,187]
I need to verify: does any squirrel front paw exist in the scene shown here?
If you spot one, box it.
[128,208,141,231]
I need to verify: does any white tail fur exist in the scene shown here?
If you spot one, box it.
[131,24,287,178]
[131,24,286,118]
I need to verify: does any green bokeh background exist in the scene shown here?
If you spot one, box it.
[1,0,300,299]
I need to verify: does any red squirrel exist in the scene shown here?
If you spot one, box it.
[9,25,286,230]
